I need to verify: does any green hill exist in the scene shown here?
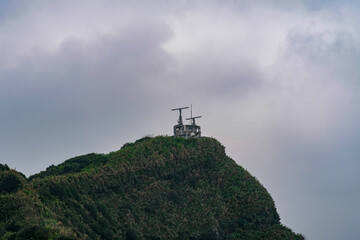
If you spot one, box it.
[0,136,303,239]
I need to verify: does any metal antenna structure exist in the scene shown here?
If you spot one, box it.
[171,105,202,138]
[171,106,189,125]
[186,116,202,125]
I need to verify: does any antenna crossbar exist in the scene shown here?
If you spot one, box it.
[186,116,202,120]
[171,107,189,111]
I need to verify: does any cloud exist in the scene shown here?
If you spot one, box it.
[0,1,175,176]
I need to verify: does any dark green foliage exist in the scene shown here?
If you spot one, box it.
[0,188,76,239]
[11,225,52,240]
[125,228,139,240]
[6,224,76,240]
[31,153,108,179]
[0,170,25,193]
[0,164,10,171]
[0,136,303,239]
[226,224,304,240]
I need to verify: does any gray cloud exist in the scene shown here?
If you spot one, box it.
[0,4,174,174]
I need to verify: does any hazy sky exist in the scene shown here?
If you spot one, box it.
[1,0,360,239]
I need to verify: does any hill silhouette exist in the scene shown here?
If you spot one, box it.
[0,136,303,239]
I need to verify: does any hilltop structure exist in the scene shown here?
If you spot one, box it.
[172,106,201,138]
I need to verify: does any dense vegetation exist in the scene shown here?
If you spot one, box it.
[0,136,303,239]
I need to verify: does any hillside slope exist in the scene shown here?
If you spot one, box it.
[0,136,303,239]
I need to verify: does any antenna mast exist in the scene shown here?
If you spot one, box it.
[191,104,192,119]
[171,106,189,125]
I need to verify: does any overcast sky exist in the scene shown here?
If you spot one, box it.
[1,0,360,239]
